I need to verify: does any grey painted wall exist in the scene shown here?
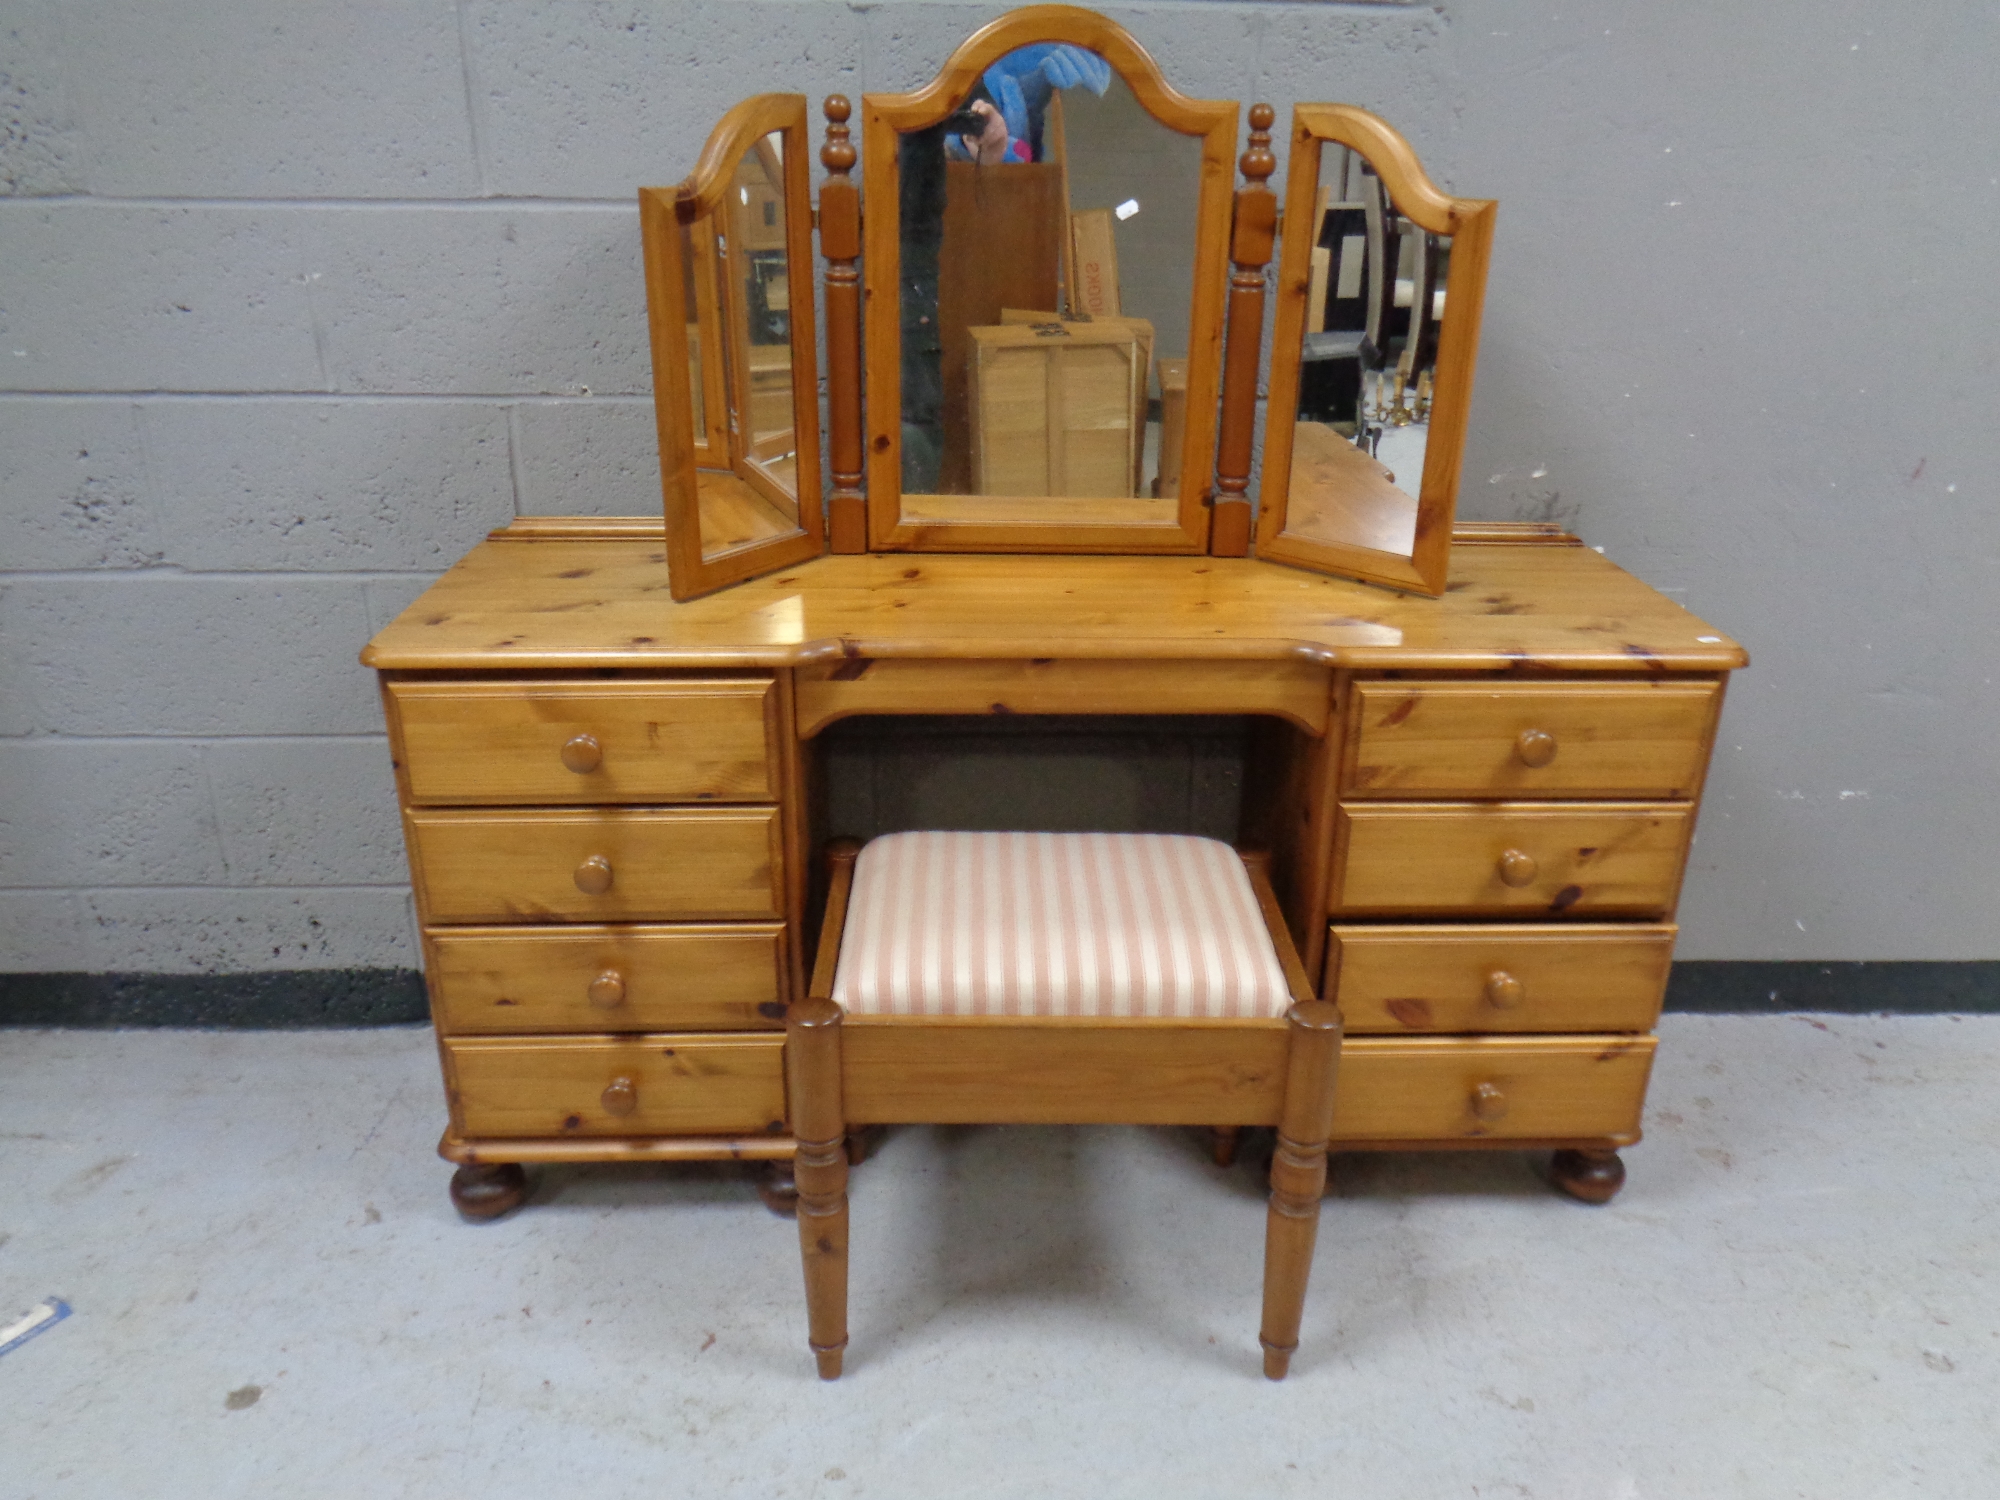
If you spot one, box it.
[2,0,1995,972]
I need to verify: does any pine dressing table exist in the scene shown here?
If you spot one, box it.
[361,6,1747,1226]
[362,521,1745,1217]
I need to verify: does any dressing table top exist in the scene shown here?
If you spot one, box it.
[362,520,1746,676]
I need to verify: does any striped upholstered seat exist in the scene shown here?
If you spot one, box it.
[830,831,1293,1020]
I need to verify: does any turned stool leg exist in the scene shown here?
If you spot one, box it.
[787,997,850,1379]
[449,1162,526,1221]
[1259,1001,1343,1380]
[1551,1147,1626,1204]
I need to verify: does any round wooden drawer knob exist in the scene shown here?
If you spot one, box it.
[561,734,603,774]
[1470,1081,1509,1121]
[1514,729,1558,768]
[600,1076,638,1117]
[588,969,626,1008]
[573,855,614,895]
[1484,970,1526,1009]
[1497,848,1538,887]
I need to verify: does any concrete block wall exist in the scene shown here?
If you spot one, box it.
[3,0,1996,985]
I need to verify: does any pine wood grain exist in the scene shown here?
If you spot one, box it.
[362,541,1747,675]
[1330,801,1693,917]
[1344,678,1722,799]
[387,678,776,805]
[445,1034,788,1138]
[1330,1034,1656,1141]
[840,1018,1293,1124]
[793,656,1331,737]
[426,924,787,1034]
[407,807,782,924]
[1326,922,1675,1034]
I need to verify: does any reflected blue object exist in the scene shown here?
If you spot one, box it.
[984,44,1113,152]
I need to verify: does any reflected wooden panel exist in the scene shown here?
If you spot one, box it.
[969,321,1146,497]
[1286,419,1416,558]
[699,468,800,556]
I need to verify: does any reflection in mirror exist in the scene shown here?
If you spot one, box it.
[679,219,708,446]
[1287,142,1451,559]
[700,129,801,563]
[896,44,1202,505]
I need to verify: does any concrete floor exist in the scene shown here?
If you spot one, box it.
[2,1015,1995,1498]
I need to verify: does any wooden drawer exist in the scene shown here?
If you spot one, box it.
[1327,923,1675,1034]
[427,924,787,1034]
[1344,679,1719,799]
[1331,802,1691,918]
[1334,1035,1656,1143]
[446,1034,788,1139]
[408,807,781,924]
[387,678,775,805]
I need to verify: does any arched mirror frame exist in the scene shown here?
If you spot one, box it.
[860,5,1238,555]
[640,93,824,602]
[1256,104,1496,596]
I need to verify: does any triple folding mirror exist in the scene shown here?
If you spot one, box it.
[641,7,1492,601]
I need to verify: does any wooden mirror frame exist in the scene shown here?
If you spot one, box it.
[1255,104,1495,596]
[860,5,1237,555]
[641,94,824,601]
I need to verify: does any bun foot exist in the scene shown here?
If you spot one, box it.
[757,1159,800,1217]
[450,1162,527,1221]
[1209,1126,1242,1167]
[1551,1148,1626,1205]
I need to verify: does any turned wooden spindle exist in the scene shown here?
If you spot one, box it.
[787,996,850,1379]
[785,836,860,1378]
[1212,103,1278,558]
[819,96,867,553]
[1259,998,1343,1380]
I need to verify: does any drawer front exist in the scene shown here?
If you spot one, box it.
[446,1035,788,1138]
[409,808,781,924]
[1328,923,1675,1034]
[388,679,775,805]
[428,924,787,1034]
[1332,802,1691,917]
[1345,680,1719,799]
[1333,1035,1656,1142]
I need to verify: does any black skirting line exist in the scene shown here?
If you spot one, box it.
[1664,961,2000,1015]
[2,962,1996,1029]
[0,970,429,1029]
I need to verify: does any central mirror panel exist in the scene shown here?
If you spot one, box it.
[864,15,1236,553]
